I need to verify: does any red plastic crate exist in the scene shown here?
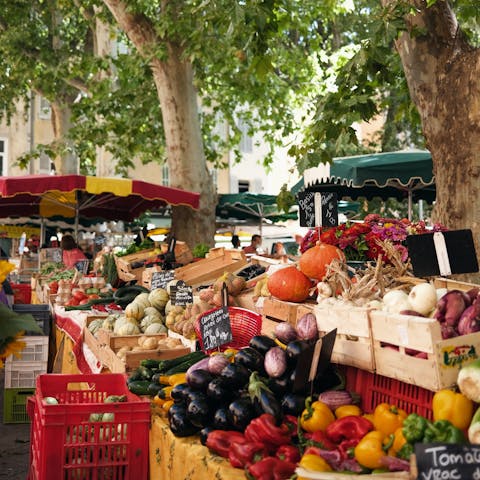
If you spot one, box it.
[27,373,150,480]
[344,366,434,420]
[11,283,32,304]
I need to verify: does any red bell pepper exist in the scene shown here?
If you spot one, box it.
[228,441,267,468]
[303,430,337,450]
[275,444,300,463]
[337,438,358,460]
[245,414,292,450]
[247,456,297,480]
[325,415,373,444]
[205,430,246,458]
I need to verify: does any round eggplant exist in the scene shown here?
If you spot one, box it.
[169,409,200,437]
[187,369,214,391]
[285,340,312,362]
[212,406,231,430]
[228,398,255,430]
[186,397,211,428]
[170,383,192,404]
[234,347,265,373]
[199,426,214,446]
[268,370,292,396]
[220,363,250,389]
[206,377,232,403]
[249,335,277,355]
[281,392,306,416]
[185,389,208,406]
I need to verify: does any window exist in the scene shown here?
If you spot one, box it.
[0,138,7,175]
[238,180,250,193]
[38,97,51,120]
[162,164,169,186]
[238,119,252,153]
[38,152,52,174]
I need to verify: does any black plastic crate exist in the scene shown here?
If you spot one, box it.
[12,304,51,336]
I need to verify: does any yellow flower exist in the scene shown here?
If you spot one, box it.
[0,332,26,368]
[0,260,15,283]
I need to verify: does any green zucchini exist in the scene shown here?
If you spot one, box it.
[164,355,208,376]
[140,359,162,369]
[137,365,154,381]
[114,285,150,307]
[156,351,206,374]
[127,368,144,383]
[127,380,151,396]
[147,382,164,396]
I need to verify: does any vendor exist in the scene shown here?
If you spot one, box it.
[242,234,262,254]
[61,234,87,268]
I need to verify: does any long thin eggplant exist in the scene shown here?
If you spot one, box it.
[248,371,283,424]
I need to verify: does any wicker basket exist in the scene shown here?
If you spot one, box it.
[195,306,262,353]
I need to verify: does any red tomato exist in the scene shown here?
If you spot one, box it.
[73,289,87,301]
[66,298,80,306]
[79,298,90,305]
[87,294,100,300]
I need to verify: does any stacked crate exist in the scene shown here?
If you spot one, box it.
[3,305,51,424]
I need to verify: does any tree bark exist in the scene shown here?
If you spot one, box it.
[391,0,480,280]
[101,0,216,249]
[50,101,78,175]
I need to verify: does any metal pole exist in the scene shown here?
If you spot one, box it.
[408,190,413,221]
[418,200,424,221]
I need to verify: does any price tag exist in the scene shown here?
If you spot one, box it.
[151,270,175,290]
[75,260,90,274]
[198,306,232,351]
[415,443,480,479]
[171,282,194,306]
[297,191,338,228]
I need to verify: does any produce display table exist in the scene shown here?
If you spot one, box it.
[52,305,101,374]
[149,414,245,480]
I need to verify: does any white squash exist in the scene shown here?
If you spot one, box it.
[113,316,128,334]
[148,288,169,310]
[144,323,167,335]
[125,302,144,320]
[140,315,163,332]
[134,292,151,309]
[143,307,164,320]
[117,323,140,336]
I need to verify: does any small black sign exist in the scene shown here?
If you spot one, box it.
[171,282,194,306]
[198,306,232,351]
[406,229,478,277]
[415,443,480,479]
[151,270,175,290]
[293,329,337,393]
[297,191,338,228]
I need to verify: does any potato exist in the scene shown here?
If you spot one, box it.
[137,335,148,347]
[142,337,158,350]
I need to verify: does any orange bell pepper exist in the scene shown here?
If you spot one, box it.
[373,403,408,436]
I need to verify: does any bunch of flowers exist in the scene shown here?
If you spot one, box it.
[300,214,447,264]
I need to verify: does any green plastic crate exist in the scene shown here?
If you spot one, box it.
[3,387,35,424]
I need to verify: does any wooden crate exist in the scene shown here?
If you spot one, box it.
[261,297,315,337]
[370,309,480,391]
[174,248,247,287]
[94,332,190,373]
[295,467,409,479]
[313,302,374,372]
[115,249,157,282]
[155,241,194,265]
[433,277,479,292]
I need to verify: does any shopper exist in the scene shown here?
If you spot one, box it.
[61,234,87,268]
[242,234,262,254]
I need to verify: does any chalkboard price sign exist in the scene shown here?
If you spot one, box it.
[198,306,232,351]
[171,282,194,306]
[151,270,175,290]
[297,191,338,228]
[415,443,480,479]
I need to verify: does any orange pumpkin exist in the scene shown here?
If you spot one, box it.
[267,266,312,303]
[299,243,346,280]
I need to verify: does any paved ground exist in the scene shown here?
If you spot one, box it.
[0,370,31,480]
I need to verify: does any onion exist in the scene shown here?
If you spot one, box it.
[296,313,318,340]
[274,322,297,343]
[207,353,230,375]
[408,283,437,316]
[264,347,287,378]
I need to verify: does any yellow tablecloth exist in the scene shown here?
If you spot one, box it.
[149,415,246,480]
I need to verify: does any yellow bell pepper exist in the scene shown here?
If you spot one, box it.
[299,453,333,472]
[354,430,386,470]
[335,404,362,418]
[384,427,407,456]
[363,413,375,424]
[373,403,408,436]
[162,400,174,411]
[432,389,474,430]
[300,398,335,432]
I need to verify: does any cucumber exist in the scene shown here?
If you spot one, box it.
[156,351,207,374]
[127,380,151,396]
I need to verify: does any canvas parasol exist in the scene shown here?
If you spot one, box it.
[0,174,200,239]
[295,150,435,220]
